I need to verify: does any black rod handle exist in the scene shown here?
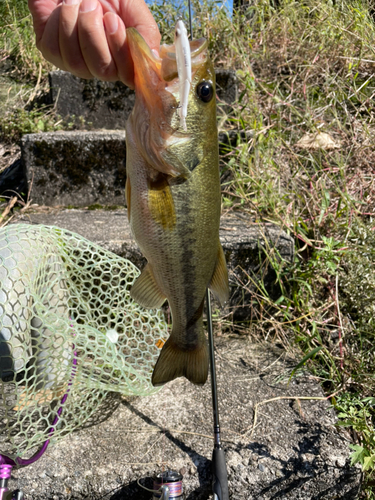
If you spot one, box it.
[206,289,229,499]
[212,447,229,500]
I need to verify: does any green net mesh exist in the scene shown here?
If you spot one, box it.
[0,223,167,462]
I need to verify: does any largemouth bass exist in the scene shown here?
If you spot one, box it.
[125,23,229,387]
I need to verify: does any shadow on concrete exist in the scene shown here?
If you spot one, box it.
[237,421,361,500]
[103,404,361,500]
[112,400,212,500]
[106,477,153,500]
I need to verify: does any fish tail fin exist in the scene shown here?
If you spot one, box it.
[151,331,209,387]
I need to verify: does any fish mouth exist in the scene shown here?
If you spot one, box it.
[160,38,208,82]
[126,28,209,177]
[127,28,163,106]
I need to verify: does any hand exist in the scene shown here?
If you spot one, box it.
[28,0,161,88]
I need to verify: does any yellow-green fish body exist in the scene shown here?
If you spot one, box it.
[125,28,229,386]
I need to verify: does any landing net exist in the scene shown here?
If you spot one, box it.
[0,224,167,462]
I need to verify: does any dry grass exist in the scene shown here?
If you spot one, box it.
[199,0,375,491]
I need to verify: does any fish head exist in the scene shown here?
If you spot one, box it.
[126,27,217,179]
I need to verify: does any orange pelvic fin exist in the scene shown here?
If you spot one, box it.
[151,335,209,386]
[209,243,230,306]
[130,263,167,309]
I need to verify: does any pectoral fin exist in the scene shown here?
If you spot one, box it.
[148,177,176,230]
[130,264,166,309]
[209,244,229,306]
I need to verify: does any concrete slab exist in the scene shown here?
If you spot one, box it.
[7,338,361,499]
[13,208,295,320]
[49,71,135,130]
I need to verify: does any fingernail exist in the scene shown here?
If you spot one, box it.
[104,13,118,34]
[80,0,97,13]
[64,0,79,5]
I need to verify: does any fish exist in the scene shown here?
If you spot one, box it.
[125,21,229,387]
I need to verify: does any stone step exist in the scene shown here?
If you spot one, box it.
[21,130,127,206]
[12,208,295,322]
[1,67,238,203]
[19,128,243,207]
[1,70,239,204]
[8,338,361,499]
[48,69,238,129]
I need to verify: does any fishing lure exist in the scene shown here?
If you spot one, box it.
[175,20,192,131]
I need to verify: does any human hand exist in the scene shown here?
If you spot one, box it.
[28,0,161,88]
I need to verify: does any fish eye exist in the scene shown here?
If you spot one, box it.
[196,81,214,103]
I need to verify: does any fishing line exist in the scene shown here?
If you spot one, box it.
[188,0,193,38]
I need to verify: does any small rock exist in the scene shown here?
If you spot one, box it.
[189,465,197,475]
[179,467,187,476]
[258,463,266,472]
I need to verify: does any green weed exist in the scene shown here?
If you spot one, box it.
[336,394,375,477]
[0,108,70,143]
[0,0,52,81]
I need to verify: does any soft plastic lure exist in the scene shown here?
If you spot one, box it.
[174,20,191,131]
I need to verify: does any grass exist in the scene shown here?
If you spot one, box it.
[0,0,73,146]
[0,0,52,81]
[1,0,375,495]
[203,0,375,495]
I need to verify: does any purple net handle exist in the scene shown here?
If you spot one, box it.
[0,342,78,468]
[0,463,13,500]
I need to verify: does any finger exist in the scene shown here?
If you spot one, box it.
[28,0,60,46]
[38,3,69,70]
[119,0,161,53]
[78,0,117,81]
[103,12,134,88]
[60,0,92,79]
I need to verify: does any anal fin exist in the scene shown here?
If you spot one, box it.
[209,243,229,306]
[130,263,166,309]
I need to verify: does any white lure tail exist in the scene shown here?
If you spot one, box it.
[175,20,192,131]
